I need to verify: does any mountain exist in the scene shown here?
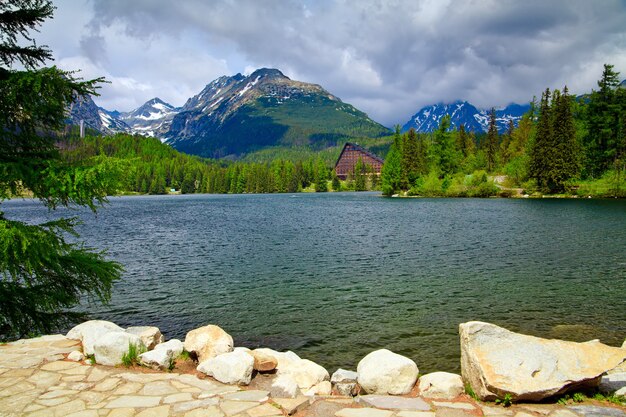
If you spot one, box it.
[119,98,179,139]
[165,68,390,158]
[67,95,130,134]
[402,100,530,134]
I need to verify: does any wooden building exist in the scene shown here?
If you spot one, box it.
[334,142,385,180]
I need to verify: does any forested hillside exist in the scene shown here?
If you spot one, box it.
[380,65,626,198]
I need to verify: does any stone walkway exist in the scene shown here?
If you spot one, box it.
[1,335,625,417]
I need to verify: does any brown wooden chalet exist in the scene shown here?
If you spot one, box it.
[334,142,385,180]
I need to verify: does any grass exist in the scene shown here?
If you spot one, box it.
[556,391,626,406]
[85,353,96,364]
[465,384,479,401]
[494,393,513,407]
[121,343,146,367]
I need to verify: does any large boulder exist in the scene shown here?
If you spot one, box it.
[183,324,233,362]
[271,374,299,398]
[197,349,254,385]
[126,326,164,350]
[93,331,145,366]
[138,339,184,370]
[278,358,329,390]
[418,372,464,399]
[357,349,419,395]
[66,320,124,355]
[460,321,626,401]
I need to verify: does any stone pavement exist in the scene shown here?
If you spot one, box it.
[1,335,625,417]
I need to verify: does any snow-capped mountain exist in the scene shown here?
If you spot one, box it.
[119,98,179,140]
[67,95,130,134]
[402,100,530,134]
[165,68,389,158]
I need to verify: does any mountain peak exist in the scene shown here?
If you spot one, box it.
[249,68,287,80]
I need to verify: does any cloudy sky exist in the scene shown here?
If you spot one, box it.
[36,0,626,126]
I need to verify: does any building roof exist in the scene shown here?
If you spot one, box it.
[334,142,385,168]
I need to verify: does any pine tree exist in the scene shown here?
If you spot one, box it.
[550,87,580,191]
[401,128,422,188]
[529,89,553,191]
[430,115,459,177]
[486,108,498,172]
[314,158,328,192]
[500,119,514,165]
[0,0,122,340]
[381,127,403,195]
[354,157,366,191]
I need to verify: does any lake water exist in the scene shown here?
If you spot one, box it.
[5,193,626,373]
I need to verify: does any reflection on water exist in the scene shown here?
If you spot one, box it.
[5,193,626,373]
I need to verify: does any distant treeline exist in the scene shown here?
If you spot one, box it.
[380,64,626,197]
[62,134,334,194]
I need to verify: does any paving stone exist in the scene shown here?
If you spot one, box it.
[135,405,170,417]
[176,374,239,394]
[548,410,580,417]
[66,410,100,417]
[431,401,475,410]
[222,390,270,402]
[139,381,178,396]
[481,405,514,416]
[88,368,114,382]
[105,395,162,408]
[335,408,394,417]
[3,368,35,377]
[23,404,47,413]
[163,392,194,403]
[41,361,82,371]
[521,404,555,415]
[28,370,63,388]
[106,408,136,417]
[77,390,108,405]
[567,405,626,417]
[112,382,143,395]
[37,396,73,406]
[246,403,283,417]
[396,412,436,417]
[65,374,91,382]
[171,398,221,414]
[435,409,477,417]
[39,389,79,399]
[49,398,87,417]
[184,406,226,417]
[220,400,260,416]
[357,395,431,411]
[93,378,122,392]
[512,413,536,417]
[272,397,310,415]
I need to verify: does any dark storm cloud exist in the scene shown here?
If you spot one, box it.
[51,0,626,125]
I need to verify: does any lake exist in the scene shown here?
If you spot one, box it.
[5,193,626,373]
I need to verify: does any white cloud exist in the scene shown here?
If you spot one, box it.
[37,0,626,125]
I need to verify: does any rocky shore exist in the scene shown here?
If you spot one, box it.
[0,321,624,417]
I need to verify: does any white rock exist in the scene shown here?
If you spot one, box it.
[253,348,300,370]
[271,374,299,398]
[67,350,85,362]
[125,326,164,350]
[279,358,329,390]
[93,331,145,367]
[183,324,233,363]
[197,350,254,385]
[357,349,419,395]
[418,372,464,399]
[304,380,332,396]
[460,321,626,401]
[66,320,124,356]
[331,369,358,383]
[599,372,626,396]
[138,339,184,370]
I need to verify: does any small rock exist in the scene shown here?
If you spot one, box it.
[418,372,464,399]
[125,326,164,350]
[183,324,233,363]
[66,320,124,356]
[568,405,626,417]
[251,349,278,372]
[331,369,358,383]
[254,348,301,370]
[336,407,395,417]
[67,350,85,362]
[156,339,184,355]
[139,348,173,370]
[279,358,330,390]
[304,380,332,396]
[599,372,626,396]
[357,349,419,395]
[270,374,299,398]
[197,349,254,385]
[93,331,145,366]
[357,395,431,411]
[273,397,310,415]
[334,381,362,396]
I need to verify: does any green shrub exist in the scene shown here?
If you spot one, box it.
[495,393,513,407]
[121,343,146,367]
